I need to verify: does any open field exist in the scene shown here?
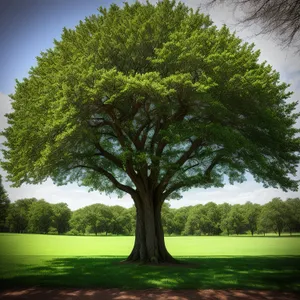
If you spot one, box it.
[0,234,300,291]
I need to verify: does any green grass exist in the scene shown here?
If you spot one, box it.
[1,233,300,291]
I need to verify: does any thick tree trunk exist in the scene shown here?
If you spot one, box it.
[125,194,177,264]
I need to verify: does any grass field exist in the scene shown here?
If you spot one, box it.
[0,233,300,291]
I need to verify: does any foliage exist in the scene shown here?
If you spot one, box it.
[69,208,88,234]
[228,204,247,235]
[4,197,300,236]
[5,198,37,233]
[110,205,133,235]
[183,202,221,236]
[51,202,72,234]
[219,202,232,235]
[258,198,289,236]
[244,201,261,235]
[48,226,59,235]
[161,202,176,235]
[201,202,221,235]
[0,175,10,231]
[172,206,192,235]
[85,204,114,235]
[27,200,53,234]
[183,204,203,235]
[66,229,81,236]
[285,198,300,234]
[70,204,115,235]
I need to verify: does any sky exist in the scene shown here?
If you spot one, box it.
[0,0,299,211]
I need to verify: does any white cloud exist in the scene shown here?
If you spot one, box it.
[1,1,299,211]
[169,180,300,208]
[0,93,12,132]
[2,178,134,210]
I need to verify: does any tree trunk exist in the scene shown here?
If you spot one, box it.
[125,194,177,264]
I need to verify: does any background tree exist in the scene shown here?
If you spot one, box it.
[172,206,192,236]
[0,174,10,232]
[161,202,175,235]
[206,0,300,50]
[202,202,221,235]
[127,206,137,235]
[228,204,247,235]
[84,204,113,235]
[257,206,271,236]
[5,198,37,233]
[1,0,299,263]
[184,204,203,235]
[220,215,232,236]
[219,202,232,235]
[69,208,87,235]
[110,205,133,235]
[51,202,72,234]
[28,200,53,234]
[259,198,287,236]
[284,198,300,235]
[244,201,261,235]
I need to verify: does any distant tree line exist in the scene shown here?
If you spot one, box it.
[164,198,300,237]
[1,195,299,236]
[2,198,135,236]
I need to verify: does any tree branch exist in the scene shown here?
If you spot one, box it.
[159,139,203,187]
[162,153,224,200]
[67,164,136,196]
[94,142,124,169]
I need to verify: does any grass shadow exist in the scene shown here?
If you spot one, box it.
[1,256,300,291]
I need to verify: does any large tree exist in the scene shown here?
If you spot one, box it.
[1,0,299,263]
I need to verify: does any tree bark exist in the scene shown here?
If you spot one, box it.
[125,193,178,264]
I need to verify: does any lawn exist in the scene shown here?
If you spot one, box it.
[0,233,300,291]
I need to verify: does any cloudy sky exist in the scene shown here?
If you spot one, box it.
[0,0,299,210]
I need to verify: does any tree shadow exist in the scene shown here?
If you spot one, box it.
[1,256,300,291]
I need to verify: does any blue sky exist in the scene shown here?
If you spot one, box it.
[0,0,299,210]
[0,0,126,94]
